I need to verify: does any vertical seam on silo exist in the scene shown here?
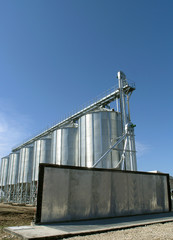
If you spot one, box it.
[84,115,86,166]
[22,148,25,185]
[55,131,57,164]
[108,112,112,168]
[92,114,94,167]
[78,119,81,166]
[61,129,63,165]
[100,112,103,168]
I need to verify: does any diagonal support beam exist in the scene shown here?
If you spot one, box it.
[92,133,127,168]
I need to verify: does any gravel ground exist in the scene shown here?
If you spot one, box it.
[64,222,173,240]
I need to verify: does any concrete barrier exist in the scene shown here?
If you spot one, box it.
[36,165,171,224]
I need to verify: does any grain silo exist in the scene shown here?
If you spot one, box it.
[0,71,137,205]
[6,153,19,202]
[17,146,33,203]
[0,156,9,201]
[30,137,51,204]
[51,124,78,166]
[78,110,123,168]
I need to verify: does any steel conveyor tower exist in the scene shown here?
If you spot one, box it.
[93,71,137,170]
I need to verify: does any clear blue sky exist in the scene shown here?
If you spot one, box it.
[0,0,173,174]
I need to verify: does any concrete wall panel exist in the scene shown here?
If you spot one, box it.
[36,165,170,224]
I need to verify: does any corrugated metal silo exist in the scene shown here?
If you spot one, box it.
[7,153,19,185]
[18,146,33,184]
[0,156,9,202]
[51,125,78,166]
[30,138,51,204]
[6,153,19,202]
[0,158,4,188]
[78,110,122,168]
[0,157,9,187]
[17,146,33,203]
[32,138,51,181]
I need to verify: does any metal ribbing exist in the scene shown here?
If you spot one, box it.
[18,147,33,184]
[78,111,122,168]
[32,138,51,181]
[0,157,9,186]
[51,127,78,166]
[7,153,19,185]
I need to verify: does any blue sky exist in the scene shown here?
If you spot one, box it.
[0,0,173,174]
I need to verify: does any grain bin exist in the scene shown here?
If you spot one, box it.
[17,146,33,203]
[6,153,19,202]
[18,146,33,184]
[7,153,19,185]
[78,110,122,168]
[0,156,9,202]
[0,156,9,187]
[32,138,51,181]
[51,125,78,166]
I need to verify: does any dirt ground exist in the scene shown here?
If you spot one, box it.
[0,203,35,239]
[1,203,173,240]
